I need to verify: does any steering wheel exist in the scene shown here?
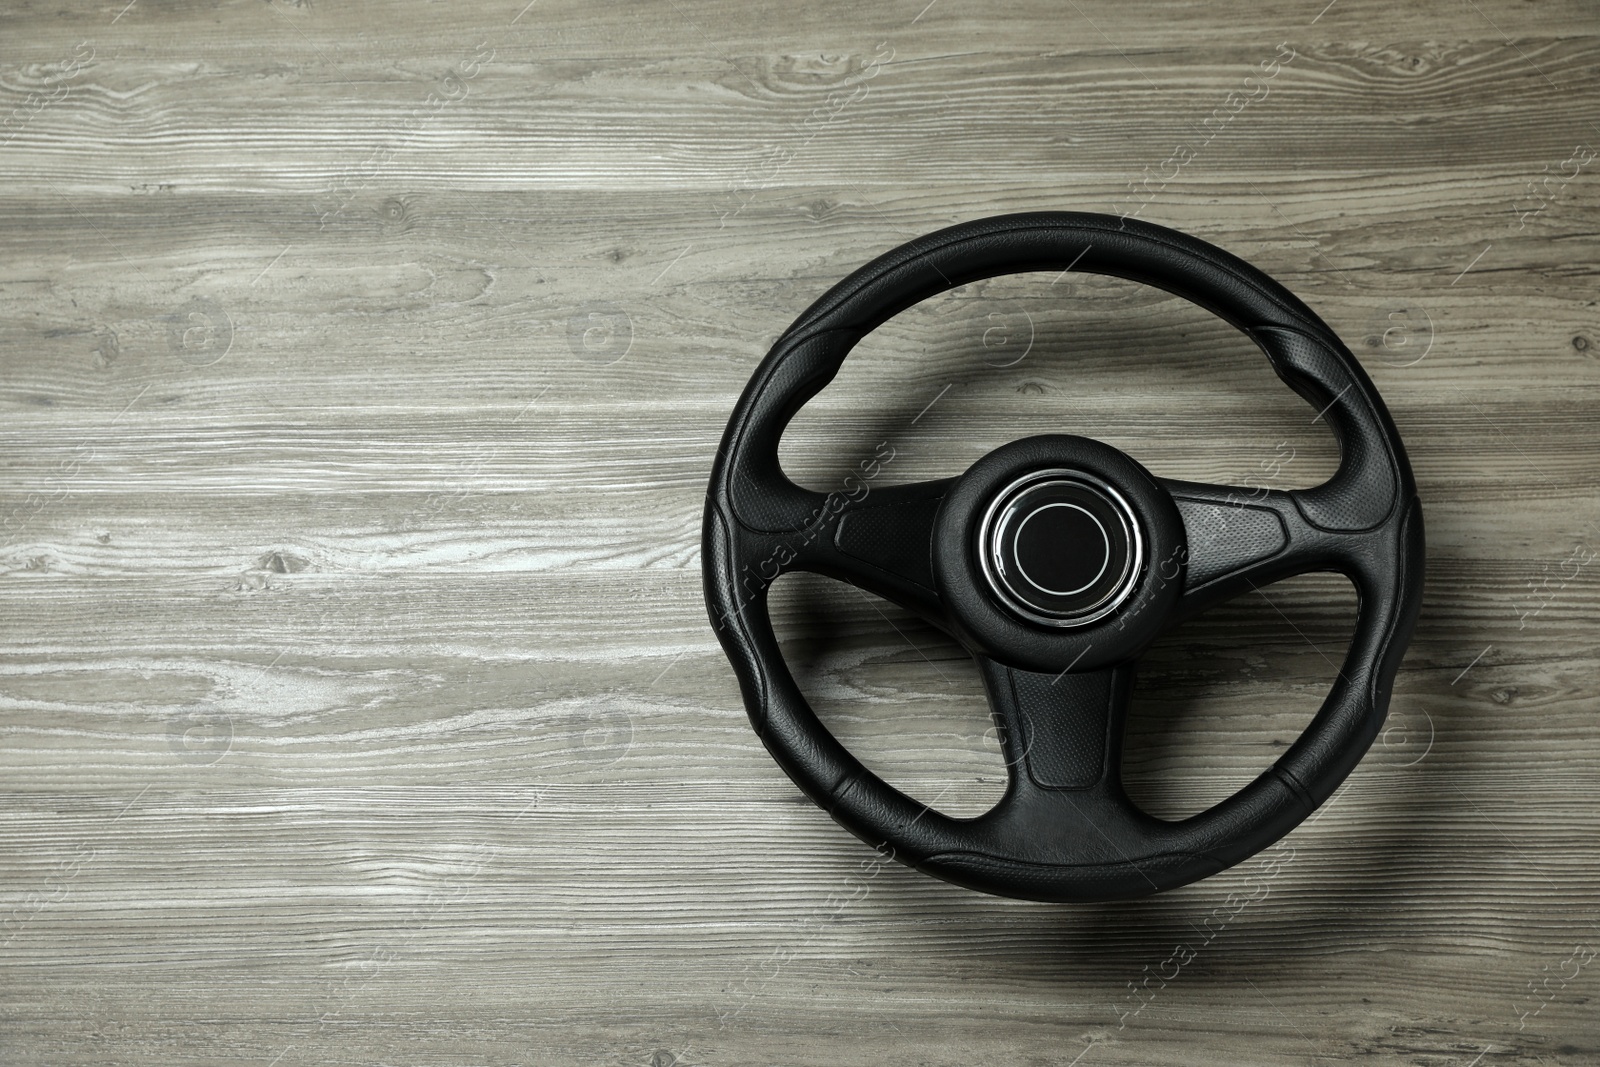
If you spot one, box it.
[702,213,1425,902]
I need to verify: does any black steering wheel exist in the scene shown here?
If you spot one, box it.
[702,213,1425,902]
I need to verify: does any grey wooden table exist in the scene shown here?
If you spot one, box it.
[2,1,1597,1063]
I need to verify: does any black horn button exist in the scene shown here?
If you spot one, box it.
[978,471,1143,628]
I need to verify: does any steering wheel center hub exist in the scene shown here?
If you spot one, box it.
[980,471,1143,628]
[931,434,1184,674]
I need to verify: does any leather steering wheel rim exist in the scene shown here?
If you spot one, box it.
[702,212,1425,903]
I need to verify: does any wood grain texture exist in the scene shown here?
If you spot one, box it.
[2,0,1599,1063]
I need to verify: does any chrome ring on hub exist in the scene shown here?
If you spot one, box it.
[976,469,1144,629]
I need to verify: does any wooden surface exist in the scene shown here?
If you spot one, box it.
[2,0,1598,1063]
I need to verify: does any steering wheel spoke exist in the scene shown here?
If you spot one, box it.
[979,656,1133,798]
[1163,479,1375,622]
[959,656,1176,880]
[786,477,955,629]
